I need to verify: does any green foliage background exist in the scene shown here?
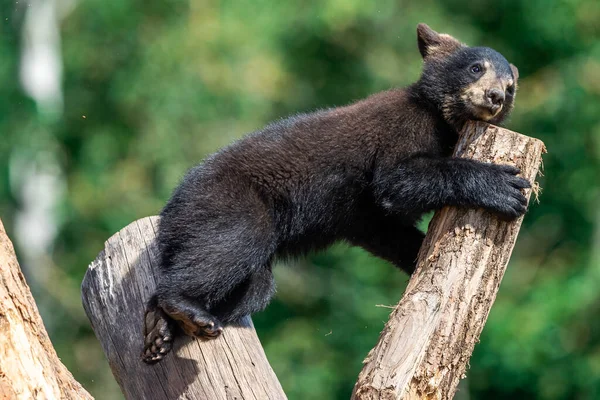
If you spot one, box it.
[1,0,599,399]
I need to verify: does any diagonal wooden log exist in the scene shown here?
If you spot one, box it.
[81,216,286,400]
[352,121,546,400]
[0,219,92,400]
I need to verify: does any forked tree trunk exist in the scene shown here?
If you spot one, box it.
[81,216,286,400]
[352,121,546,399]
[0,219,93,400]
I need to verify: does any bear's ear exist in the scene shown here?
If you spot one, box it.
[417,23,462,59]
[510,63,519,82]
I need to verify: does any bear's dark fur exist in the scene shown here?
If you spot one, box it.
[142,24,529,363]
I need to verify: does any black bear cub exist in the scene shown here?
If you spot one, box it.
[142,24,529,363]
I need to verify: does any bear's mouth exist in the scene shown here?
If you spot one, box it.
[488,103,502,115]
[460,90,504,121]
[472,103,502,121]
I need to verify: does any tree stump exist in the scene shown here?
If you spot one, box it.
[0,219,92,400]
[81,216,286,400]
[352,121,546,399]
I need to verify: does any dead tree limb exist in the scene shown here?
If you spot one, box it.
[352,121,546,400]
[0,219,92,400]
[81,216,286,399]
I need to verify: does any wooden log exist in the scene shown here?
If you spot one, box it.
[352,121,546,400]
[0,219,92,400]
[81,216,286,400]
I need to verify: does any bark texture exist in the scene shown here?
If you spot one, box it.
[82,216,286,400]
[352,121,546,400]
[0,219,92,400]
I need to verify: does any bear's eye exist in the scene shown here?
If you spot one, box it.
[506,85,515,95]
[470,64,483,74]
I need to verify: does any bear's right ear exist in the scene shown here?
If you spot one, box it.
[417,23,462,59]
[510,63,519,82]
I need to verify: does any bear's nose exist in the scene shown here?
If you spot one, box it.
[486,88,505,106]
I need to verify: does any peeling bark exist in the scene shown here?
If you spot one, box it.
[353,121,546,400]
[0,219,93,400]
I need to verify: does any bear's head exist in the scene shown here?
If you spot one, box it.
[416,23,518,127]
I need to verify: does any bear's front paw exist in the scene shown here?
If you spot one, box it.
[484,164,531,220]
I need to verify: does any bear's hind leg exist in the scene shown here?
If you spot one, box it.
[346,212,425,275]
[160,295,224,338]
[142,295,177,364]
[211,264,276,324]
[142,293,224,364]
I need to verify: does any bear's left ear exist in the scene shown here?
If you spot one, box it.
[510,63,519,82]
[417,23,462,59]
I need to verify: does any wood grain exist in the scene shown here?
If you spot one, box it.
[0,219,92,400]
[352,121,546,400]
[82,216,286,400]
